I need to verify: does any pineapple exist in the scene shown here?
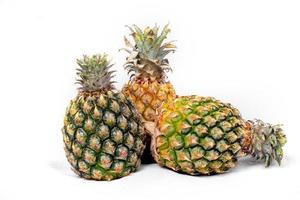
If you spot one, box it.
[62,54,145,180]
[151,96,286,175]
[121,24,176,162]
[121,24,176,123]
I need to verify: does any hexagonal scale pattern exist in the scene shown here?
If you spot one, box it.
[62,92,145,180]
[155,96,245,175]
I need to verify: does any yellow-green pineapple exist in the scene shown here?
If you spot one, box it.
[152,96,287,175]
[62,54,145,180]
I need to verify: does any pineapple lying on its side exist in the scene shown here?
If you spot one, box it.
[62,54,145,180]
[151,96,286,175]
[121,24,176,162]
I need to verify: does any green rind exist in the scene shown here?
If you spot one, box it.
[155,96,244,175]
[62,91,145,181]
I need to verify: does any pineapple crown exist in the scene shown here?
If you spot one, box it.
[76,54,115,92]
[244,119,287,167]
[121,24,176,81]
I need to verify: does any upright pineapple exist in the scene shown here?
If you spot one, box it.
[62,54,145,180]
[151,96,286,175]
[121,24,176,123]
[121,24,176,162]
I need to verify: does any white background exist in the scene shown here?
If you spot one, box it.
[0,0,299,199]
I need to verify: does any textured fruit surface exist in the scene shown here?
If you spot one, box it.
[122,79,175,122]
[63,92,145,180]
[153,96,245,175]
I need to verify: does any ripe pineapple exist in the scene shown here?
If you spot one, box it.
[62,54,145,180]
[151,96,286,175]
[121,24,176,123]
[121,24,176,162]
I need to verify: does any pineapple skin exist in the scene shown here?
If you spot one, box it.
[122,79,175,163]
[122,79,175,122]
[152,96,245,175]
[62,91,145,181]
